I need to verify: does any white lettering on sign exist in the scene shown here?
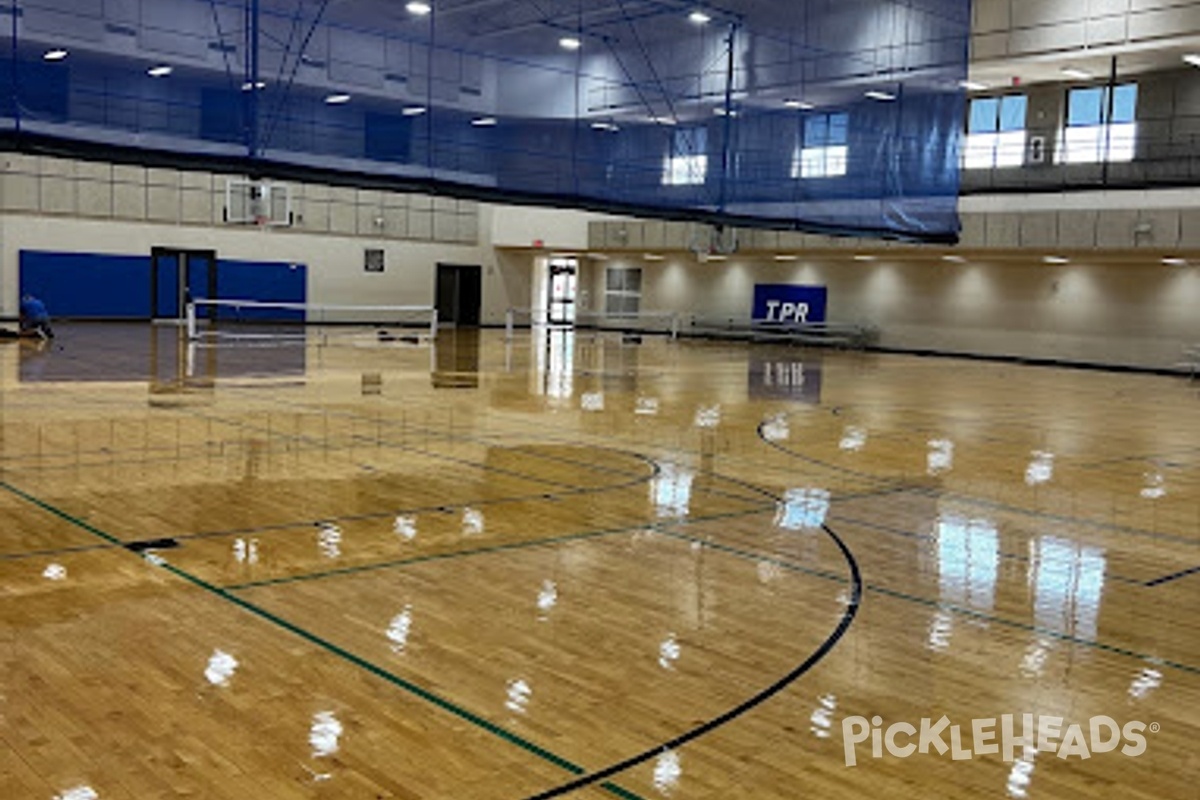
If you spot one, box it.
[763,300,809,324]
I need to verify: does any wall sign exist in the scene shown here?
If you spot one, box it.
[752,284,827,324]
[364,248,385,272]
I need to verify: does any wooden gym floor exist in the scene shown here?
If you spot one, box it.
[1,324,1197,799]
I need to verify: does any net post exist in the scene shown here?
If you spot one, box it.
[186,301,197,340]
[505,308,514,340]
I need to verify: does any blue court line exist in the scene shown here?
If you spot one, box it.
[660,527,1200,676]
[758,417,1200,547]
[0,478,648,800]
[1144,564,1200,587]
[829,513,1149,586]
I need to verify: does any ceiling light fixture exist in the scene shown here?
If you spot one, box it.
[865,90,895,101]
[405,1,432,15]
[1043,255,1069,264]
[1162,256,1188,266]
[147,65,173,77]
[1184,55,1200,68]
[1061,67,1092,80]
[402,105,427,116]
[643,253,664,261]
[324,93,351,104]
[784,99,814,110]
[959,80,987,91]
[471,116,497,126]
[773,254,798,261]
[853,254,878,261]
[688,10,711,24]
[942,254,967,263]
[241,80,267,91]
[43,49,68,62]
[559,36,582,51]
[590,121,619,132]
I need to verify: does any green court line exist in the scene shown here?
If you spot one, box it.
[225,506,776,591]
[0,479,648,800]
[660,528,1200,676]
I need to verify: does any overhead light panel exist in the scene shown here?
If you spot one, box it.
[1061,67,1092,80]
[1185,55,1200,68]
[147,65,173,77]
[590,121,619,132]
[643,253,664,261]
[324,93,351,104]
[1162,256,1188,266]
[784,99,814,110]
[43,49,68,62]
[942,254,967,263]
[1043,255,1069,264]
[405,1,432,15]
[865,90,895,101]
[241,80,266,91]
[471,116,497,127]
[402,105,427,116]
[650,115,677,125]
[853,254,877,261]
[688,10,711,24]
[959,80,987,91]
[559,36,582,51]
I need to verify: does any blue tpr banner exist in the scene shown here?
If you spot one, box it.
[752,284,828,325]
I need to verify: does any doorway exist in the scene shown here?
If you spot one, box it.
[547,258,577,326]
[151,247,217,321]
[435,264,482,326]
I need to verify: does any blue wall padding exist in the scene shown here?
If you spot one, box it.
[19,251,152,318]
[19,250,307,320]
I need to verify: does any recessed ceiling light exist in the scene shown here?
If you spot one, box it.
[559,36,582,51]
[1184,55,1200,68]
[784,99,814,110]
[241,80,267,91]
[405,1,432,15]
[1043,255,1069,264]
[865,90,895,101]
[1162,256,1188,266]
[147,65,173,77]
[773,254,798,261]
[688,10,711,24]
[402,105,427,116]
[43,49,68,62]
[324,93,351,104]
[590,121,619,132]
[471,116,497,126]
[959,80,987,91]
[1061,67,1092,80]
[643,253,664,261]
[853,254,877,261]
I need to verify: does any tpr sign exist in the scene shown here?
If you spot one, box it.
[753,284,827,325]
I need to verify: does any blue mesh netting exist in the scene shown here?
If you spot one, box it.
[0,0,969,242]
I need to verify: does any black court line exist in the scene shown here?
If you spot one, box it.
[758,413,1200,548]
[1144,564,1200,587]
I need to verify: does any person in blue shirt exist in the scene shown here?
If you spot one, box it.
[19,294,54,339]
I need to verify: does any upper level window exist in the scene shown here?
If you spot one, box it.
[792,112,848,179]
[963,95,1027,169]
[662,126,708,186]
[1058,83,1137,164]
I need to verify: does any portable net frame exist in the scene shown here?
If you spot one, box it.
[186,299,438,346]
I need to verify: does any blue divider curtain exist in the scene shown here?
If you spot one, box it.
[0,0,969,242]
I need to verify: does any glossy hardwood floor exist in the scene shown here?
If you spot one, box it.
[1,323,1197,800]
